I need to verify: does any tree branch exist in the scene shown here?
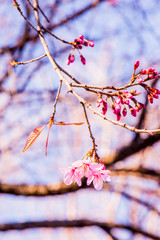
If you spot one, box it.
[0,219,159,239]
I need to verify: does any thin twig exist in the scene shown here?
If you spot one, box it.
[13,0,42,36]
[70,75,160,91]
[51,80,62,120]
[81,103,97,150]
[41,26,73,45]
[27,0,50,22]
[32,0,160,135]
[11,53,46,66]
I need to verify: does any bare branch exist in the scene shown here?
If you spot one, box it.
[0,219,159,239]
[11,53,46,66]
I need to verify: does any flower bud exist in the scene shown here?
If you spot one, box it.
[79,34,84,40]
[80,54,86,65]
[88,40,94,47]
[122,107,127,117]
[134,60,140,70]
[129,106,137,117]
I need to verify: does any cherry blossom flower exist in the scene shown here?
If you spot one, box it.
[61,159,111,191]
[87,166,111,190]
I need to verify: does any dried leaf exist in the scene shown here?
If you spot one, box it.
[22,126,45,152]
[55,121,84,126]
[45,124,52,156]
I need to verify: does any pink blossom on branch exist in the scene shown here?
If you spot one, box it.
[61,159,111,191]
[66,34,94,65]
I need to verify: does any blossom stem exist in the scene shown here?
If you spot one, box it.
[81,103,97,153]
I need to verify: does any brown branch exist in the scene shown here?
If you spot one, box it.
[0,219,159,239]
[51,80,62,119]
[11,53,47,66]
[102,133,160,166]
[0,166,160,197]
[22,3,160,135]
[81,103,97,150]
[0,180,86,196]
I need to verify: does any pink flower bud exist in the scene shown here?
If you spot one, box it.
[137,77,143,83]
[129,106,137,117]
[150,87,160,94]
[102,101,107,115]
[148,94,153,104]
[114,102,121,114]
[124,99,129,105]
[67,55,71,65]
[96,98,103,107]
[78,39,84,44]
[124,91,133,99]
[116,96,122,104]
[88,40,94,47]
[149,74,154,79]
[152,93,159,99]
[116,112,121,121]
[134,60,140,70]
[70,55,75,63]
[78,45,82,49]
[79,34,84,40]
[122,107,127,117]
[80,54,86,65]
[84,41,88,47]
[140,69,147,75]
[148,68,155,73]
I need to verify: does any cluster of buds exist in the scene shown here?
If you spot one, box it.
[111,90,145,121]
[61,150,111,191]
[139,67,158,79]
[133,60,159,83]
[67,34,94,65]
[96,61,159,121]
[140,83,160,104]
[97,90,146,121]
[74,34,94,48]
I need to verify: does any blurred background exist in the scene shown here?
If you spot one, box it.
[0,0,160,239]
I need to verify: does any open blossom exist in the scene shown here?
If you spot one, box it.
[61,159,111,191]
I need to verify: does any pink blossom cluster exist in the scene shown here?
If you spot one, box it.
[61,159,111,191]
[134,60,159,82]
[139,67,158,80]
[67,34,94,65]
[141,83,160,104]
[96,61,159,121]
[111,91,145,121]
[97,90,145,121]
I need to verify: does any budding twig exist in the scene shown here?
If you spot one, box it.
[51,80,62,120]
[11,53,47,66]
[31,0,160,135]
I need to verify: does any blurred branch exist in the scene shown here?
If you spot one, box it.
[0,219,159,239]
[1,166,160,196]
[102,133,160,166]
[11,53,47,66]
